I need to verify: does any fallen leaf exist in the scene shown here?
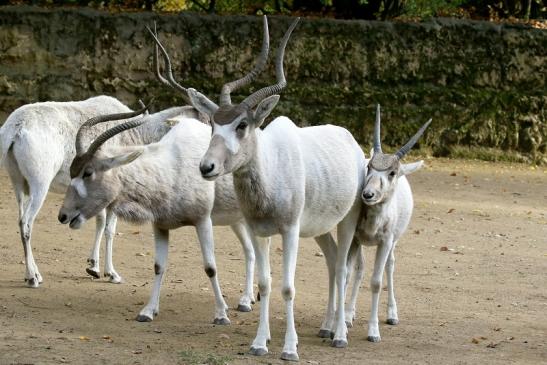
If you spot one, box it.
[450,172,457,176]
[135,253,146,257]
[78,336,90,341]
[153,329,162,333]
[315,252,324,257]
[447,208,455,213]
[471,338,480,344]
[440,246,449,251]
[486,342,499,348]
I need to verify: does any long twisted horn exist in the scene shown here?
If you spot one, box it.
[75,102,149,156]
[70,101,152,178]
[241,17,300,108]
[395,119,432,160]
[146,24,192,104]
[219,16,270,106]
[373,104,382,153]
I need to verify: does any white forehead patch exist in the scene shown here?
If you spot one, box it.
[70,177,88,198]
[213,122,240,154]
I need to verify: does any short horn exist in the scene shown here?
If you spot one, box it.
[75,100,150,156]
[241,17,300,108]
[373,104,382,153]
[395,119,432,160]
[219,15,270,106]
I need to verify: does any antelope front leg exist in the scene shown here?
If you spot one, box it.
[332,212,359,348]
[280,225,300,362]
[249,235,271,357]
[230,222,256,312]
[103,211,122,283]
[86,209,106,279]
[368,239,393,342]
[385,245,398,325]
[136,227,169,322]
[195,217,230,325]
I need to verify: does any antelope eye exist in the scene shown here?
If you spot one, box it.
[82,169,93,179]
[389,171,396,177]
[236,121,248,131]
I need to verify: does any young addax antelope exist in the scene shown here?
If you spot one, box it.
[335,105,431,345]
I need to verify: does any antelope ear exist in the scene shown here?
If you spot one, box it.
[399,161,424,176]
[99,149,144,171]
[188,88,218,116]
[253,95,280,128]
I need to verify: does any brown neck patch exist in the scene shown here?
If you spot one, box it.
[370,153,398,171]
[212,104,247,125]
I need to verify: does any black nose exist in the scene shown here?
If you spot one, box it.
[58,213,68,224]
[363,192,374,200]
[200,162,215,176]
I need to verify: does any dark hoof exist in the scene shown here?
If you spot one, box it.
[249,346,268,356]
[332,339,348,348]
[317,329,333,338]
[26,277,39,288]
[86,268,100,279]
[367,335,381,343]
[213,317,231,325]
[237,304,252,312]
[386,318,399,325]
[280,352,299,362]
[345,321,353,328]
[136,314,153,322]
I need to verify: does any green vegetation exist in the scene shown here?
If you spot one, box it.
[2,0,545,20]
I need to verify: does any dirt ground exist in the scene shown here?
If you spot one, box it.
[0,158,545,365]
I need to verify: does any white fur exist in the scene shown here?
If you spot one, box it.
[59,117,258,323]
[201,115,366,359]
[352,156,424,342]
[70,177,87,198]
[0,96,131,287]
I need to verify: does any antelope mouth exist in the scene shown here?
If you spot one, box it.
[201,172,220,181]
[69,214,84,229]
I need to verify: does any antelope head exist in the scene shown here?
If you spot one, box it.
[59,104,150,228]
[363,105,431,205]
[148,16,299,180]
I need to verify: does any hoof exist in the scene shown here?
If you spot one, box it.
[249,346,268,356]
[213,317,231,325]
[26,277,40,288]
[367,335,381,343]
[106,274,123,284]
[386,318,399,325]
[332,339,348,348]
[237,304,252,312]
[86,268,100,279]
[280,351,299,362]
[317,329,333,338]
[345,321,353,328]
[136,314,153,322]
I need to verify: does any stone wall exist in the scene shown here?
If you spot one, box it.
[0,6,545,162]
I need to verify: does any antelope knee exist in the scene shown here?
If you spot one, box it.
[371,278,381,293]
[204,266,216,278]
[281,286,294,301]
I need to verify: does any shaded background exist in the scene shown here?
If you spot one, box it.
[0,5,545,163]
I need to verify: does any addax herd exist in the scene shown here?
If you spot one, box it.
[0,15,431,362]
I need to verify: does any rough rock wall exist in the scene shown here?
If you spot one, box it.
[0,6,545,162]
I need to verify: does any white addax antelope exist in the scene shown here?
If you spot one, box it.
[334,105,431,345]
[58,106,259,322]
[0,96,144,287]
[177,18,365,360]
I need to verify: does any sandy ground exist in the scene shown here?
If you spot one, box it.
[0,158,545,365]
